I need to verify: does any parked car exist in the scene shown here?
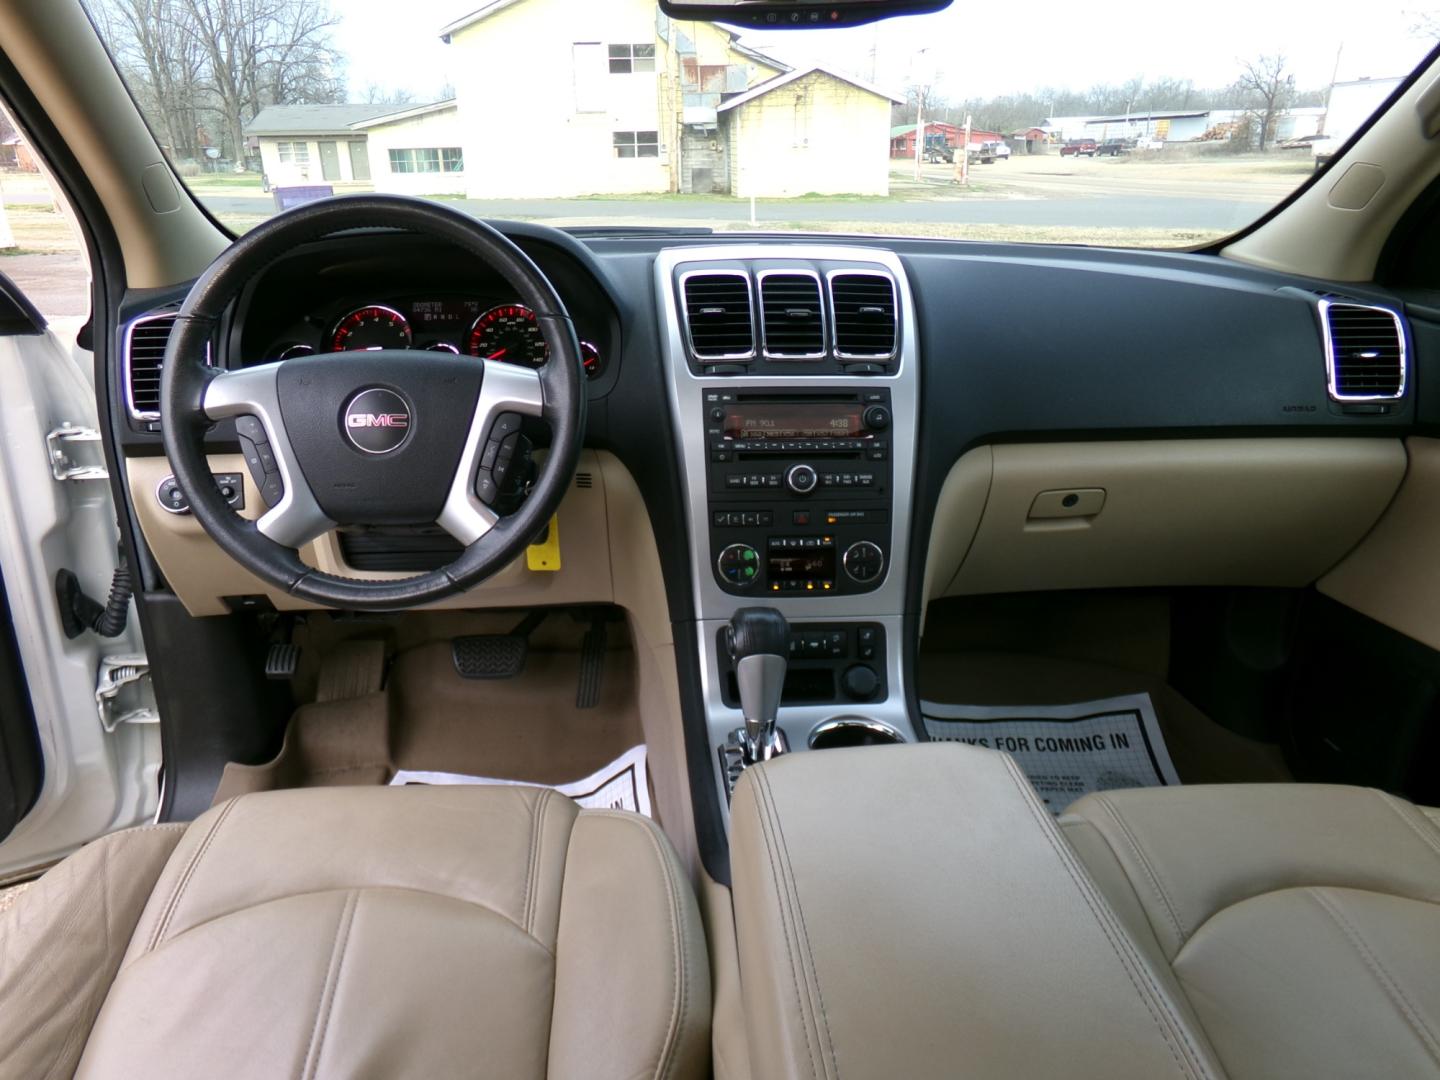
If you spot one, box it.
[979,139,1011,161]
[923,143,954,164]
[1060,137,1098,157]
[1095,138,1131,157]
[1135,136,1165,150]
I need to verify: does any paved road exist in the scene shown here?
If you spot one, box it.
[196,190,1269,232]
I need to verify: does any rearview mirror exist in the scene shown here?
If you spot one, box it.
[656,0,952,28]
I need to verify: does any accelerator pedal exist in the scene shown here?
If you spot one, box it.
[452,611,548,680]
[576,611,608,709]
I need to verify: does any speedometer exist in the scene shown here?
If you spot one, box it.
[467,304,547,367]
[329,305,412,352]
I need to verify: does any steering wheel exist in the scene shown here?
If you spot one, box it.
[160,195,585,611]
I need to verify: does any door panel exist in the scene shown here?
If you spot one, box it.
[318,140,341,181]
[348,140,370,181]
[0,561,42,845]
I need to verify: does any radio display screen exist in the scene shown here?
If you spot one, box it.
[768,548,836,581]
[722,402,863,440]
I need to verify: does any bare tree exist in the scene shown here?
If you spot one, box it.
[1411,9,1440,38]
[1234,53,1295,151]
[362,84,417,107]
[94,0,343,166]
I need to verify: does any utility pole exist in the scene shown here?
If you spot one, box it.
[1320,43,1344,135]
[913,86,925,181]
[960,112,971,187]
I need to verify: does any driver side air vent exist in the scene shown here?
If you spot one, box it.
[1320,300,1406,401]
[681,272,755,361]
[829,271,898,360]
[125,311,178,420]
[759,271,825,359]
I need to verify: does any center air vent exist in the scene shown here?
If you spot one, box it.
[829,271,898,360]
[759,271,826,359]
[125,311,178,420]
[681,271,755,361]
[1320,300,1406,401]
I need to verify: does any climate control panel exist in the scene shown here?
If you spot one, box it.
[704,387,892,596]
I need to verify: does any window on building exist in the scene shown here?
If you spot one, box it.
[276,140,309,165]
[612,130,660,159]
[388,147,464,174]
[607,43,655,74]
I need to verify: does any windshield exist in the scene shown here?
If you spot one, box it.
[86,0,1437,248]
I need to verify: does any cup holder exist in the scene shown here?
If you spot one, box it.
[808,717,906,750]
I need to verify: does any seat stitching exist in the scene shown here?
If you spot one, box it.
[750,772,820,1080]
[525,789,551,936]
[299,889,358,1080]
[1003,758,1208,1079]
[1377,791,1440,866]
[146,799,238,954]
[142,883,556,959]
[1095,794,1188,947]
[1174,885,1440,956]
[522,790,541,935]
[1308,888,1440,1069]
[577,811,687,1080]
[762,771,841,1080]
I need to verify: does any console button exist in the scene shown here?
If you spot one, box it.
[785,463,818,495]
[863,405,891,430]
[717,543,760,587]
[843,541,885,584]
[841,664,881,701]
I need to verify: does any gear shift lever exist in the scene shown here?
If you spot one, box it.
[726,607,789,764]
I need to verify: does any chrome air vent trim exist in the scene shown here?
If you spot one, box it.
[123,309,211,423]
[758,268,827,360]
[1319,298,1406,402]
[680,269,756,361]
[828,268,899,361]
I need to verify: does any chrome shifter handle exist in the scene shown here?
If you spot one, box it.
[726,607,789,763]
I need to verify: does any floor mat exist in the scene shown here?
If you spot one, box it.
[922,693,1181,815]
[391,745,651,816]
[919,651,1290,787]
[213,635,644,803]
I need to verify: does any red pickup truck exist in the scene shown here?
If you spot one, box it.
[1060,138,1098,157]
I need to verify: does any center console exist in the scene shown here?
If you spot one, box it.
[656,246,920,816]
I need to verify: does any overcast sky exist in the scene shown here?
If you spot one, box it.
[334,0,1437,105]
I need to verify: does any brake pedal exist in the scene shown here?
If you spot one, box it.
[452,611,548,680]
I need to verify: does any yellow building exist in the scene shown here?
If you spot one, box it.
[721,66,900,198]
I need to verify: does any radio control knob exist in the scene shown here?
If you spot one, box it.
[843,540,885,583]
[717,543,760,588]
[863,405,891,431]
[785,464,818,495]
[841,664,881,701]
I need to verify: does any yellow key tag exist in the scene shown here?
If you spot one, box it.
[526,515,561,572]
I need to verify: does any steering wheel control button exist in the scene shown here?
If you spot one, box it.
[260,472,285,509]
[157,473,245,515]
[718,543,760,587]
[342,387,412,455]
[475,471,499,506]
[785,463,818,495]
[843,540,885,583]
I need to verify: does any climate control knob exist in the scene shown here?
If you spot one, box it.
[843,541,885,583]
[717,543,761,588]
[785,463,818,495]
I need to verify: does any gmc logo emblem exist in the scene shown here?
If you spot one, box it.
[347,412,409,429]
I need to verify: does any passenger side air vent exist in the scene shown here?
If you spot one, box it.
[758,271,826,359]
[1320,300,1406,401]
[829,271,898,361]
[681,271,755,361]
[124,311,178,420]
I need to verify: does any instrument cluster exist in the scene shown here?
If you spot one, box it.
[269,296,603,377]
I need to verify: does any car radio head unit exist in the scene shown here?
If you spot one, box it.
[721,400,865,440]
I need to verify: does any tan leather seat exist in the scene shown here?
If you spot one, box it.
[1061,784,1440,1080]
[0,785,710,1079]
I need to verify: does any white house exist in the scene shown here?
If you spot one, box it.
[245,104,385,185]
[352,101,465,196]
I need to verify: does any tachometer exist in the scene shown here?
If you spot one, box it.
[467,304,547,367]
[329,305,412,352]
